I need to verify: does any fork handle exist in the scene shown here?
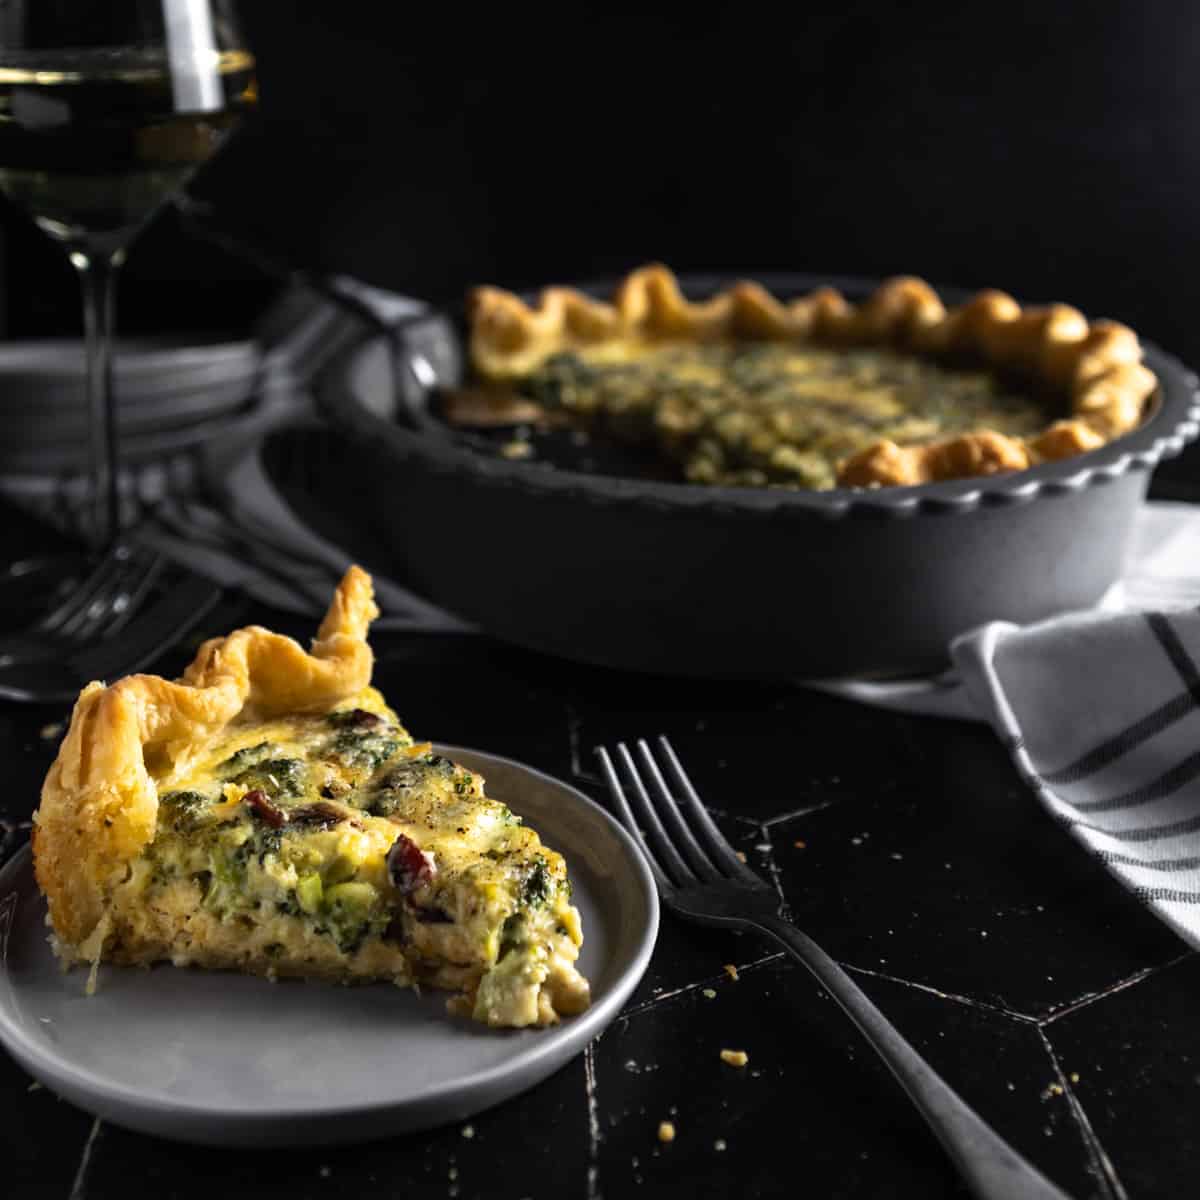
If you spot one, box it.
[757,916,1073,1200]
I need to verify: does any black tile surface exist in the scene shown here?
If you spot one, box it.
[1042,953,1200,1199]
[78,1052,591,1200]
[2,612,1196,1198]
[596,959,1108,1200]
[1,1047,95,1198]
[762,721,1188,1017]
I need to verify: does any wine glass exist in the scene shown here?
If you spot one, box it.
[0,0,255,587]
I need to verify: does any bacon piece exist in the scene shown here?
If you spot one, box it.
[387,832,436,895]
[243,789,285,828]
[288,801,351,829]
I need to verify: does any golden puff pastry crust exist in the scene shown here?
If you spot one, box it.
[33,566,379,952]
[466,264,1156,488]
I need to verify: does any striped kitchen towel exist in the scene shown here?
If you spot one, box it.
[953,608,1200,948]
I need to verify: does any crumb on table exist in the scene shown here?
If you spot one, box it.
[723,964,739,981]
[658,1120,676,1143]
[720,1049,749,1068]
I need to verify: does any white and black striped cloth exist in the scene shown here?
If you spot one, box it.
[954,607,1200,948]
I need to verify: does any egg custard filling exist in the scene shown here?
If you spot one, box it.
[32,568,590,1028]
[518,342,1052,490]
[136,705,587,1026]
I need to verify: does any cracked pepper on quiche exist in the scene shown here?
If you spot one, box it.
[32,567,590,1028]
[458,264,1156,489]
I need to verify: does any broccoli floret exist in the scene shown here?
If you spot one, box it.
[203,842,251,916]
[159,790,214,833]
[217,742,272,775]
[256,827,284,864]
[287,876,386,955]
[203,828,281,916]
[521,857,553,908]
[366,754,455,816]
[499,912,526,956]
[322,882,385,955]
[229,757,307,799]
[328,729,401,772]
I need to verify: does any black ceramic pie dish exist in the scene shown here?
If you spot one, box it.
[316,273,1200,680]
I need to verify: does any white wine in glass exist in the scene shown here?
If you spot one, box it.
[0,1,256,552]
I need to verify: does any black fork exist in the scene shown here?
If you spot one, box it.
[0,542,165,664]
[597,736,1073,1200]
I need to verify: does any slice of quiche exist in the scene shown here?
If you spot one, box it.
[32,567,590,1028]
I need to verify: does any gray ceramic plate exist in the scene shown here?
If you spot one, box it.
[0,745,658,1147]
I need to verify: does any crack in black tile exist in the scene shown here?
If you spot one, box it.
[763,797,842,826]
[619,952,786,1021]
[843,963,1038,1026]
[1037,1029,1129,1200]
[1037,951,1195,1027]
[584,1037,602,1200]
[68,1117,103,1200]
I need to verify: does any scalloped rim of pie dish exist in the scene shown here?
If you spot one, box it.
[465,264,1157,488]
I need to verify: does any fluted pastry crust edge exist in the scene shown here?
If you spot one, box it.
[466,264,1156,488]
[32,566,379,953]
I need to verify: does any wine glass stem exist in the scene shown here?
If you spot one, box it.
[69,246,126,552]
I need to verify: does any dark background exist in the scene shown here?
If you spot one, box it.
[4,2,1199,478]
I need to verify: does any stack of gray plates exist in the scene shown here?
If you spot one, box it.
[0,335,264,473]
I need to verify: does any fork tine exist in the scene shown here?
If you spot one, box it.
[596,747,672,893]
[93,549,166,640]
[58,546,149,640]
[657,736,758,880]
[36,546,129,636]
[612,742,696,888]
[634,739,722,881]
